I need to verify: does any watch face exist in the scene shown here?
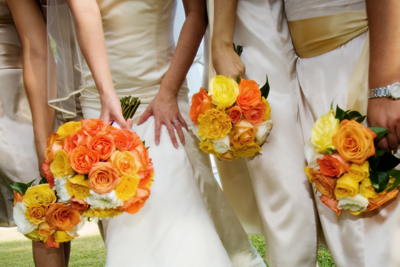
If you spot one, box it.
[390,83,400,99]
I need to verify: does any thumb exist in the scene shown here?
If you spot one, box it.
[114,112,129,129]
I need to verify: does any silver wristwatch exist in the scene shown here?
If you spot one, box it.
[369,82,400,100]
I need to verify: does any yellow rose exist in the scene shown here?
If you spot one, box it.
[84,208,123,218]
[54,231,74,242]
[311,110,340,153]
[231,143,261,158]
[348,162,369,182]
[208,75,239,108]
[25,204,48,224]
[198,109,232,140]
[24,229,47,242]
[115,174,140,201]
[66,175,90,199]
[304,167,313,183]
[199,140,222,158]
[38,222,55,237]
[262,97,271,121]
[220,151,236,161]
[23,184,57,207]
[334,173,359,198]
[348,210,362,216]
[56,121,82,141]
[50,149,75,178]
[109,150,142,176]
[145,173,154,189]
[383,177,396,194]
[360,177,379,199]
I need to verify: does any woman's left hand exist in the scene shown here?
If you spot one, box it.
[138,90,188,148]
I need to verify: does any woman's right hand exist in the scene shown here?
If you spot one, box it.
[100,91,131,129]
[212,43,245,79]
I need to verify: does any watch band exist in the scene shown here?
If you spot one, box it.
[368,87,390,99]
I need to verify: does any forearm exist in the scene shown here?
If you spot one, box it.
[66,0,115,100]
[212,0,238,49]
[159,3,207,96]
[367,0,400,88]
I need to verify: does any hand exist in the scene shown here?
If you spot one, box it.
[137,90,188,148]
[367,98,400,152]
[212,43,245,79]
[99,91,131,129]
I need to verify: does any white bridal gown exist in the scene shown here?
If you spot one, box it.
[76,0,265,266]
[286,0,400,266]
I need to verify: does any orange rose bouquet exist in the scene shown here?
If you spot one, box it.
[304,105,400,216]
[190,75,273,160]
[9,180,85,248]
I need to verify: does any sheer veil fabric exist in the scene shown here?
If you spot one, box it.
[287,0,400,266]
[47,0,265,266]
[205,1,318,266]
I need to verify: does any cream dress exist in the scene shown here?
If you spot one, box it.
[205,1,318,266]
[286,0,400,266]
[0,0,41,227]
[78,0,265,266]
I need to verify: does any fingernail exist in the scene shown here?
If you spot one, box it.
[174,142,178,149]
[155,140,159,146]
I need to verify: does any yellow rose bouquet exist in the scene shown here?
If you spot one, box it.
[42,96,154,221]
[189,75,273,160]
[9,180,84,248]
[304,105,400,216]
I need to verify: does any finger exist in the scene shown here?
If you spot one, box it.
[127,119,133,129]
[387,132,399,151]
[173,120,185,146]
[138,108,152,125]
[114,112,129,129]
[166,121,178,149]
[178,114,188,132]
[377,137,390,152]
[99,112,110,124]
[154,119,161,146]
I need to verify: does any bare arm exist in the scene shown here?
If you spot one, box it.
[7,0,54,176]
[138,0,208,148]
[66,0,129,128]
[366,0,400,151]
[211,0,245,79]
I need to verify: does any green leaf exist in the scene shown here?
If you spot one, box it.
[335,105,345,121]
[233,43,243,57]
[260,75,270,99]
[39,177,48,185]
[370,170,390,193]
[369,126,390,140]
[84,174,89,181]
[330,102,333,110]
[142,140,146,146]
[26,179,36,187]
[355,115,366,123]
[326,148,335,155]
[388,170,400,191]
[236,74,241,84]
[376,152,400,171]
[347,110,362,119]
[376,149,386,157]
[8,179,36,195]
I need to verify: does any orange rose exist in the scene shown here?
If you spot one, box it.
[229,120,257,147]
[70,198,89,213]
[25,204,48,224]
[46,203,81,231]
[42,162,55,188]
[131,143,151,171]
[317,153,350,178]
[111,129,141,151]
[367,189,398,212]
[62,132,79,153]
[332,120,377,165]
[320,195,341,215]
[38,222,55,237]
[236,79,261,110]
[88,133,116,161]
[190,88,212,125]
[119,187,150,214]
[76,129,92,147]
[309,168,336,199]
[82,119,105,137]
[104,125,118,134]
[88,162,120,194]
[220,151,235,161]
[109,150,142,176]
[47,132,59,148]
[69,147,99,174]
[243,101,266,126]
[228,106,243,124]
[45,235,59,248]
[13,191,24,207]
[45,141,62,163]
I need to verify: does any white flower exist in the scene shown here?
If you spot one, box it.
[66,215,85,237]
[338,193,369,213]
[85,190,123,209]
[255,120,273,144]
[304,141,324,169]
[212,135,230,153]
[54,178,72,203]
[13,202,38,234]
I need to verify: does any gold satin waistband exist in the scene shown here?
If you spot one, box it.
[0,22,22,69]
[288,11,368,58]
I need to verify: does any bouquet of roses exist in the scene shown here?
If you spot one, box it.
[189,75,273,161]
[304,105,400,215]
[10,180,85,248]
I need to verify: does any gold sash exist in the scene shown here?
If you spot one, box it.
[0,21,22,69]
[288,11,369,115]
